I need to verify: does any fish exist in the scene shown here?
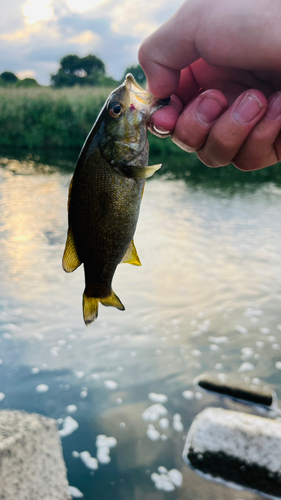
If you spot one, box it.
[62,73,169,325]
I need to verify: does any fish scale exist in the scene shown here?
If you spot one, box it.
[62,74,169,325]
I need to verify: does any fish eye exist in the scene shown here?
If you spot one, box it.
[109,103,122,118]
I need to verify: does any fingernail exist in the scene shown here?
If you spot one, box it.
[152,125,170,135]
[195,96,225,125]
[266,92,281,120]
[233,92,264,124]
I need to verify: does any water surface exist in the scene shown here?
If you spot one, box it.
[0,155,280,500]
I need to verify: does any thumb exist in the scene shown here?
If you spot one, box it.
[138,0,201,99]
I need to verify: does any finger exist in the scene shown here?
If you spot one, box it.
[196,90,268,167]
[138,4,200,98]
[232,91,281,170]
[149,95,183,138]
[171,90,228,152]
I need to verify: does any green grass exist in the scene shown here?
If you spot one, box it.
[0,86,112,150]
[1,86,281,186]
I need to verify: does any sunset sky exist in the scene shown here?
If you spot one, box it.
[1,0,183,85]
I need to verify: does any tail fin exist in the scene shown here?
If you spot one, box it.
[83,290,125,326]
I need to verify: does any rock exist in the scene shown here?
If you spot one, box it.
[194,372,276,407]
[183,407,281,497]
[0,410,70,500]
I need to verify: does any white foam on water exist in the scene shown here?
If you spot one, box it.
[67,405,78,413]
[167,469,183,487]
[272,344,280,350]
[57,339,66,346]
[159,418,169,430]
[215,363,223,370]
[69,486,84,498]
[96,436,116,465]
[58,416,79,437]
[104,380,118,390]
[259,327,270,335]
[151,468,182,492]
[147,424,160,441]
[72,451,80,458]
[142,404,168,422]
[209,344,220,351]
[97,447,110,464]
[116,398,123,404]
[31,367,39,374]
[120,422,126,429]
[148,393,168,403]
[255,341,265,348]
[96,435,117,450]
[238,362,254,372]
[91,373,100,380]
[191,349,202,357]
[151,473,175,491]
[208,336,228,344]
[80,451,98,470]
[0,393,5,401]
[80,388,88,398]
[275,361,281,370]
[35,384,49,393]
[182,390,194,400]
[235,325,248,335]
[50,346,60,357]
[74,371,85,379]
[173,414,184,432]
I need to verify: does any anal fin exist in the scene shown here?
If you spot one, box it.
[121,240,141,266]
[62,227,81,273]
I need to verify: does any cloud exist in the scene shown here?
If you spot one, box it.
[22,0,54,24]
[0,0,183,84]
[16,69,36,79]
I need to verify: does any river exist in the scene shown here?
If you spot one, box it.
[0,153,280,500]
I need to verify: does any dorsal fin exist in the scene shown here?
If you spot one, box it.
[62,227,81,273]
[121,240,141,266]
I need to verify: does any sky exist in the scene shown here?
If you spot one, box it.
[0,0,183,85]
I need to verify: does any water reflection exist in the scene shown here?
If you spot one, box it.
[0,155,280,499]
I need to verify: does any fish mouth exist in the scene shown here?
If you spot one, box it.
[124,73,170,118]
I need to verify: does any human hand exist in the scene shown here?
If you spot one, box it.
[138,0,281,170]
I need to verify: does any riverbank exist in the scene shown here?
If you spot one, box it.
[1,86,281,185]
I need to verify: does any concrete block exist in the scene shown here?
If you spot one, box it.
[183,407,281,497]
[194,372,276,408]
[0,410,70,500]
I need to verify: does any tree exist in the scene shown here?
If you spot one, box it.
[16,78,39,87]
[0,71,18,85]
[121,64,146,87]
[51,54,106,87]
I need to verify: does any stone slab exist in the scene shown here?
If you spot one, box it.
[183,407,281,497]
[194,372,276,408]
[0,410,71,500]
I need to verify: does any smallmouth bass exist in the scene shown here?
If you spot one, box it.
[62,74,169,325]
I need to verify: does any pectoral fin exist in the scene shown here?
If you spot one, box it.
[62,227,81,273]
[121,164,162,179]
[121,240,141,266]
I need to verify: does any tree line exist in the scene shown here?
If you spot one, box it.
[0,54,146,89]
